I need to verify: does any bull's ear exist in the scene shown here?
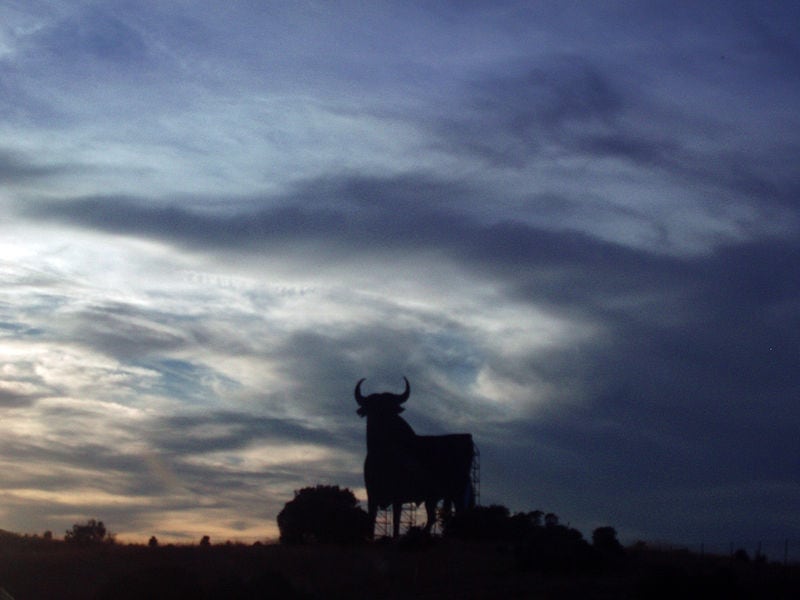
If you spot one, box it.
[357,406,367,417]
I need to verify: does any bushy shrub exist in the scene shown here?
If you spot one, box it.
[65,519,113,544]
[592,526,624,557]
[277,485,371,544]
[443,504,512,540]
[444,506,596,573]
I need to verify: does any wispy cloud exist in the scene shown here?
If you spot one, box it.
[1,1,798,546]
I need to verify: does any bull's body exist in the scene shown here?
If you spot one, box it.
[356,378,474,537]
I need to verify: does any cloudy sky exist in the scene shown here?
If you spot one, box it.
[1,1,798,547]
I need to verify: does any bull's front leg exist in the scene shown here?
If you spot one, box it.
[392,502,402,538]
[367,497,378,539]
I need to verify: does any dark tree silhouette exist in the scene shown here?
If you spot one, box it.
[444,506,596,573]
[592,526,624,557]
[443,504,512,540]
[64,519,112,544]
[444,506,559,543]
[733,548,750,562]
[148,535,159,548]
[508,510,545,538]
[525,510,544,527]
[277,484,371,544]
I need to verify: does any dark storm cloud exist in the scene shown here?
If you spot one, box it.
[22,176,671,281]
[31,6,149,67]
[139,408,365,502]
[45,297,258,366]
[0,4,194,132]
[0,388,38,408]
[1,437,146,491]
[531,235,800,418]
[150,410,342,456]
[436,54,800,217]
[0,149,64,183]
[491,235,800,540]
[435,60,611,167]
[21,174,800,395]
[21,182,699,352]
[63,302,191,359]
[23,175,800,384]
[734,2,800,75]
[23,195,346,251]
[272,326,440,412]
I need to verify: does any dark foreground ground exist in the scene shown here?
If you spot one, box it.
[1,537,798,599]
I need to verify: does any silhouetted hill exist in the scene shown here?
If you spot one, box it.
[0,530,23,542]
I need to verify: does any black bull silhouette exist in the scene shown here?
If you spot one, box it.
[355,377,475,537]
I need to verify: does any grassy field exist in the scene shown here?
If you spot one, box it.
[1,535,798,599]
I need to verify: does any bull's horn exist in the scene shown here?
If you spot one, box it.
[398,376,410,403]
[354,378,367,405]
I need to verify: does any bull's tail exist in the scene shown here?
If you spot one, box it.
[454,440,479,512]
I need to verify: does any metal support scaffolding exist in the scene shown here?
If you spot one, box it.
[374,506,391,539]
[374,502,418,538]
[471,442,481,507]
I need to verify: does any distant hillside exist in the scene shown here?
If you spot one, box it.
[0,530,23,541]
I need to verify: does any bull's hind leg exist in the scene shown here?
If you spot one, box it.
[367,498,378,539]
[440,498,453,529]
[423,499,438,534]
[392,502,403,538]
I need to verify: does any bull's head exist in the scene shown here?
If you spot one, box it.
[354,377,410,417]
